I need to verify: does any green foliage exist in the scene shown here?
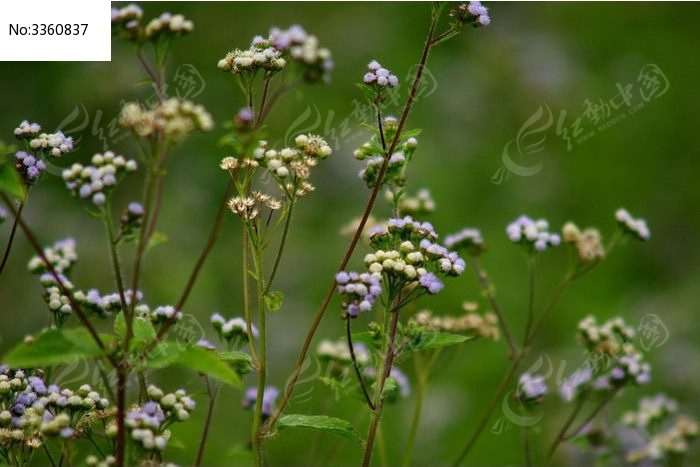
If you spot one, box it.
[3,328,107,368]
[0,160,25,201]
[277,414,366,445]
[264,290,284,313]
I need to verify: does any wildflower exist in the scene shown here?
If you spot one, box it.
[622,394,678,429]
[388,188,436,216]
[144,12,194,40]
[27,238,77,275]
[516,373,548,406]
[362,60,398,89]
[336,271,382,317]
[242,386,279,418]
[558,367,593,402]
[119,98,213,140]
[126,385,194,451]
[411,305,500,341]
[196,339,216,351]
[354,120,420,188]
[62,152,138,207]
[317,339,371,366]
[444,227,487,256]
[615,208,650,241]
[268,25,333,82]
[506,215,561,252]
[119,202,144,236]
[450,2,492,29]
[562,222,605,262]
[13,120,41,138]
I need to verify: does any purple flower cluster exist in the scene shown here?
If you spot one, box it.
[242,386,279,418]
[336,271,382,317]
[615,208,650,241]
[418,272,444,295]
[370,216,438,244]
[15,151,47,184]
[111,3,143,30]
[516,373,548,405]
[0,368,109,442]
[450,2,491,28]
[558,367,593,402]
[119,202,144,236]
[62,151,138,207]
[268,25,333,82]
[444,227,486,255]
[124,385,195,451]
[506,215,561,252]
[363,60,399,87]
[211,313,259,341]
[27,238,77,275]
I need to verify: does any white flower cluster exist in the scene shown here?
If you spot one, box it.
[450,2,491,28]
[363,60,399,87]
[219,156,259,172]
[506,215,561,252]
[119,98,214,140]
[144,305,182,325]
[144,12,194,39]
[444,227,487,256]
[28,131,73,157]
[252,134,332,197]
[389,188,435,216]
[562,222,605,262]
[0,370,109,447]
[211,313,259,341]
[615,208,650,241]
[111,3,143,29]
[217,40,286,75]
[86,454,116,467]
[335,271,382,317]
[516,373,548,405]
[13,120,41,138]
[121,385,195,452]
[27,238,77,275]
[577,316,651,388]
[62,151,138,207]
[412,305,499,341]
[317,339,370,366]
[268,25,333,81]
[228,191,282,220]
[623,394,678,429]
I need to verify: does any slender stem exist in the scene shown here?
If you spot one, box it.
[195,377,219,467]
[526,273,572,346]
[243,228,261,367]
[145,172,166,242]
[402,353,429,466]
[562,388,619,442]
[263,201,294,295]
[430,28,457,46]
[362,310,400,467]
[346,318,375,410]
[0,199,25,276]
[0,194,113,363]
[251,242,267,467]
[115,369,126,467]
[523,425,533,467]
[451,354,523,466]
[523,256,536,347]
[42,443,57,467]
[262,11,439,435]
[547,391,589,459]
[256,76,272,127]
[103,207,129,323]
[470,259,518,358]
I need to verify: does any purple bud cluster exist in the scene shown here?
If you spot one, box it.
[12,120,74,185]
[336,271,382,317]
[242,386,279,418]
[269,25,333,82]
[615,208,650,241]
[444,227,487,256]
[119,202,144,236]
[506,215,561,252]
[122,385,195,451]
[0,368,109,443]
[62,151,138,207]
[211,313,259,342]
[450,2,491,28]
[15,151,47,184]
[363,60,399,87]
[516,373,548,406]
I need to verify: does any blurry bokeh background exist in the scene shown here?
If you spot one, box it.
[1,2,698,465]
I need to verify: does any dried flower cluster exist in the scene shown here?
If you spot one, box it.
[615,208,650,241]
[562,222,605,262]
[119,98,214,140]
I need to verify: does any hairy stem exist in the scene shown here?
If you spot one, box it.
[243,228,261,367]
[0,199,25,276]
[115,369,126,467]
[471,259,518,358]
[103,206,129,324]
[547,391,589,459]
[262,11,439,434]
[195,377,219,467]
[346,318,375,410]
[363,310,400,467]
[263,201,294,295]
[523,256,536,347]
[251,241,267,467]
[402,353,430,466]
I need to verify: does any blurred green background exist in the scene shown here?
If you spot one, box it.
[1,2,699,465]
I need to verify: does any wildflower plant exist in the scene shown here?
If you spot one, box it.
[0,2,692,467]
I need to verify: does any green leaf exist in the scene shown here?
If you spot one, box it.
[408,332,471,351]
[114,313,126,340]
[219,351,252,374]
[3,328,104,368]
[278,414,365,445]
[264,291,284,313]
[146,231,168,253]
[130,317,156,351]
[400,128,423,139]
[141,342,242,387]
[0,162,25,201]
[355,83,377,102]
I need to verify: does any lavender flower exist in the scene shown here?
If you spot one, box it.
[62,152,138,207]
[242,386,279,418]
[516,373,548,405]
[615,208,650,241]
[419,273,444,294]
[444,227,487,256]
[450,2,491,29]
[362,60,398,89]
[506,215,561,252]
[336,271,382,317]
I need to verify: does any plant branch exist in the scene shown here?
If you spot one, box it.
[0,199,25,276]
[262,10,439,435]
[346,318,375,410]
[194,377,219,467]
[547,391,589,459]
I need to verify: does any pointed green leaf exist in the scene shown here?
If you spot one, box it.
[3,328,104,368]
[264,291,284,313]
[219,351,252,374]
[0,162,25,201]
[278,414,365,445]
[146,231,168,253]
[409,332,471,351]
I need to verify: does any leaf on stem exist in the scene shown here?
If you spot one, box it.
[264,290,284,313]
[3,328,107,368]
[277,414,366,445]
[0,162,25,201]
